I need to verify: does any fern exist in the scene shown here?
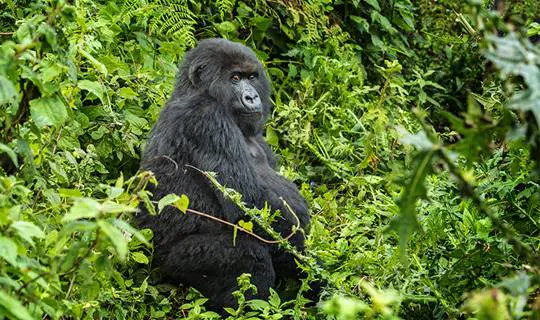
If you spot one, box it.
[216,0,236,20]
[121,0,196,47]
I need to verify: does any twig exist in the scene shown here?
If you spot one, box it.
[185,207,295,244]
[183,164,304,250]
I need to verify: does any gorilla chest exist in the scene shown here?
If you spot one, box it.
[246,137,269,167]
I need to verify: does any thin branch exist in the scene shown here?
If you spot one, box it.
[185,207,296,244]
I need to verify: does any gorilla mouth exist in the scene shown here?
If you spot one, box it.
[238,111,263,118]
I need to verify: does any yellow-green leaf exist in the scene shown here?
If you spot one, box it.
[238,220,253,232]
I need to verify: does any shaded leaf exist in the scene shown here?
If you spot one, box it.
[0,143,18,167]
[0,75,18,106]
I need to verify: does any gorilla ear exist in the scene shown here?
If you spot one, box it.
[188,64,205,86]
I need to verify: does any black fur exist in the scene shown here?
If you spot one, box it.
[136,39,311,308]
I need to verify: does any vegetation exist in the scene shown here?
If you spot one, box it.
[0,0,539,319]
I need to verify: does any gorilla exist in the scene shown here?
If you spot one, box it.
[136,38,313,308]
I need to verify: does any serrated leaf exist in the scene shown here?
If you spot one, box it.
[0,291,34,320]
[350,15,369,33]
[158,194,190,213]
[0,236,18,266]
[29,96,67,128]
[371,11,394,33]
[98,220,128,261]
[388,150,435,259]
[100,201,134,214]
[11,221,45,246]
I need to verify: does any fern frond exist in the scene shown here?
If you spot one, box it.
[216,0,236,20]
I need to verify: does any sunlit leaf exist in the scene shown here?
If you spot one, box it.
[62,198,101,222]
[98,220,128,261]
[11,221,45,246]
[29,96,68,128]
[0,236,18,266]
[78,80,104,103]
[0,291,34,320]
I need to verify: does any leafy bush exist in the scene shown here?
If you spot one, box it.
[0,0,538,319]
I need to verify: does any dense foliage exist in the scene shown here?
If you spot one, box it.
[0,0,539,319]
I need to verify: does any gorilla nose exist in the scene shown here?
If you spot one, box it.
[242,93,261,111]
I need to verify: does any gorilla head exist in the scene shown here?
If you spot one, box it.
[176,39,272,136]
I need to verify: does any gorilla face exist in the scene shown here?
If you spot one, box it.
[178,39,271,136]
[229,65,262,119]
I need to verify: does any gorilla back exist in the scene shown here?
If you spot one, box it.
[136,38,311,308]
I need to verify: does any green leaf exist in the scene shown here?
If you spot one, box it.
[215,21,237,35]
[112,219,150,246]
[0,143,18,167]
[118,87,138,99]
[0,236,18,266]
[58,188,83,197]
[62,198,101,222]
[158,194,189,213]
[79,47,108,76]
[158,194,180,212]
[397,127,435,151]
[371,11,395,33]
[0,291,34,320]
[266,127,279,147]
[11,221,45,246]
[0,75,18,106]
[350,15,369,33]
[238,220,253,232]
[78,80,104,103]
[131,251,149,264]
[29,96,68,128]
[364,0,380,10]
[98,220,128,261]
[388,150,435,259]
[173,194,190,213]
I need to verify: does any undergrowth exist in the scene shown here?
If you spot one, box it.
[0,0,538,319]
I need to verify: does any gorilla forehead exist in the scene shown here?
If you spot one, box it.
[187,38,261,69]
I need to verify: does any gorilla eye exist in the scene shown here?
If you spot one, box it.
[231,74,241,82]
[248,74,257,80]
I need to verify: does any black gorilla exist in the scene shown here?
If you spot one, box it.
[136,39,312,308]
